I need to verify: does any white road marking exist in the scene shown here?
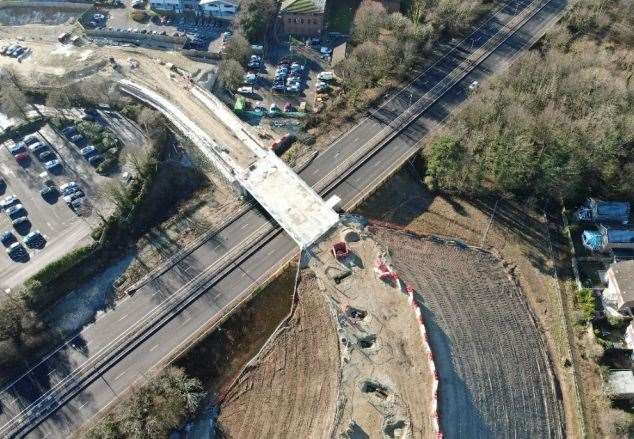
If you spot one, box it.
[180,315,192,326]
[149,344,160,352]
[78,401,88,410]
[239,223,249,230]
[312,167,320,174]
[113,371,126,381]
[117,314,129,322]
[266,249,276,257]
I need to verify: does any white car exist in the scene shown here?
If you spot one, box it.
[0,195,18,209]
[237,86,254,95]
[60,182,79,195]
[468,80,479,91]
[317,71,334,81]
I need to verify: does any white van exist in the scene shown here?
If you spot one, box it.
[317,71,334,81]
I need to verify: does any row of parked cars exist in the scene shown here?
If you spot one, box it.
[60,125,104,167]
[0,43,30,60]
[272,60,305,94]
[0,191,44,260]
[9,135,61,171]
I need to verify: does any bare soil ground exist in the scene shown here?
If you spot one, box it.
[218,273,339,439]
[357,167,581,437]
[219,219,434,439]
[372,225,564,438]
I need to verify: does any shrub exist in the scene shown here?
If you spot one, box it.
[575,287,598,322]
[86,367,205,439]
[130,10,148,22]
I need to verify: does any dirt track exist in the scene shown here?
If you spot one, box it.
[373,226,565,438]
[218,273,339,438]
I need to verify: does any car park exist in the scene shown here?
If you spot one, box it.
[0,195,18,209]
[22,231,43,247]
[44,159,61,170]
[80,145,96,157]
[38,150,55,162]
[1,231,16,247]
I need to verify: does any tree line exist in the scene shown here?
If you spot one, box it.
[424,0,634,204]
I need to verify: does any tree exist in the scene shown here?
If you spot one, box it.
[223,32,251,66]
[425,135,469,191]
[0,69,28,118]
[219,59,246,91]
[351,0,388,43]
[0,296,28,345]
[236,0,275,42]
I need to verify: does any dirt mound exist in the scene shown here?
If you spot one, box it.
[372,226,565,438]
[217,273,339,438]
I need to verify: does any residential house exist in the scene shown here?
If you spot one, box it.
[606,370,634,400]
[149,0,221,14]
[199,0,238,19]
[279,0,326,37]
[602,260,634,315]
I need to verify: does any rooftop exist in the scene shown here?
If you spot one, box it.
[609,260,634,301]
[606,370,634,399]
[280,0,326,14]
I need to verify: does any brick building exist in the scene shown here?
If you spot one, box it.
[278,0,326,37]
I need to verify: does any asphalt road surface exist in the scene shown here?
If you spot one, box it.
[0,0,569,436]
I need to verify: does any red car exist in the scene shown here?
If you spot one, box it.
[15,152,29,162]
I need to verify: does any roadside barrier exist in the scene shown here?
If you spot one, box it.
[375,257,444,439]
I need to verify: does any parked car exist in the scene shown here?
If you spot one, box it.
[15,152,29,162]
[9,142,26,154]
[6,242,26,257]
[80,145,96,157]
[44,159,61,170]
[6,203,24,218]
[22,231,43,247]
[88,154,104,166]
[1,231,16,247]
[63,190,84,204]
[61,126,77,137]
[60,181,79,195]
[11,216,29,229]
[40,186,58,199]
[272,83,286,92]
[28,141,48,153]
[24,135,40,145]
[243,73,257,85]
[237,86,254,95]
[0,195,18,209]
[38,150,55,162]
[317,71,334,81]
[70,134,85,145]
[316,81,330,93]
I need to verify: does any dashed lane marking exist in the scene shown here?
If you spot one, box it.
[113,371,126,382]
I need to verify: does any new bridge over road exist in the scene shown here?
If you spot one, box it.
[0,0,569,436]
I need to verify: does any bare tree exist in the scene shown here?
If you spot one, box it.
[223,32,251,66]
[219,59,246,91]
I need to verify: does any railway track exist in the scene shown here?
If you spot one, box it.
[1,0,567,434]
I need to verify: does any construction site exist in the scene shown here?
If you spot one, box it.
[215,214,565,438]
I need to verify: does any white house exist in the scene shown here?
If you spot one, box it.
[602,260,634,316]
[199,0,238,19]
